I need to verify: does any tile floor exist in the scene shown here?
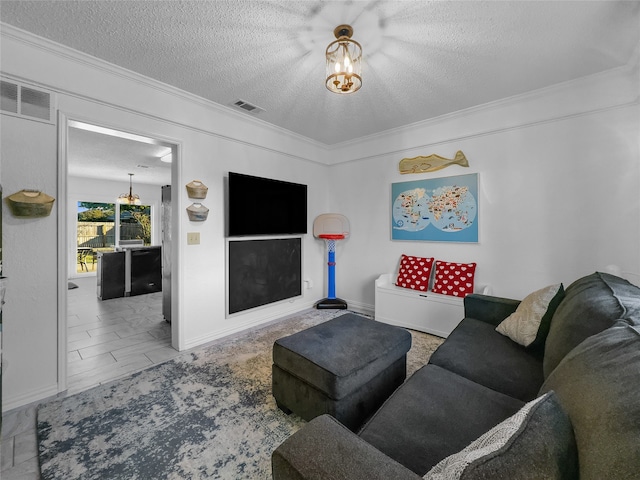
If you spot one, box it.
[2,276,175,479]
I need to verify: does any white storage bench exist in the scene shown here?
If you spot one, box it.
[374,273,491,338]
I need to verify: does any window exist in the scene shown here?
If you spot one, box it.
[76,202,153,274]
[76,202,115,273]
[119,204,152,245]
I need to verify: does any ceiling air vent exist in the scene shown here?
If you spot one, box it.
[230,99,265,115]
[0,78,55,124]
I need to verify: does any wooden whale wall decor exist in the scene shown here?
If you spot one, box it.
[399,150,469,174]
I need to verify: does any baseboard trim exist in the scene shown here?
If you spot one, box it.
[181,301,317,350]
[343,299,374,317]
[2,382,60,413]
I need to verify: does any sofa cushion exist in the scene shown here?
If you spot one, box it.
[358,364,524,475]
[428,318,544,401]
[543,272,640,378]
[396,254,434,291]
[540,323,640,480]
[432,261,476,297]
[423,391,578,480]
[272,414,422,480]
[273,313,411,399]
[495,283,564,348]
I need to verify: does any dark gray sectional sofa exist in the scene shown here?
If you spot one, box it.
[272,272,640,479]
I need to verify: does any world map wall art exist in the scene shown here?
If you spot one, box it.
[391,173,478,243]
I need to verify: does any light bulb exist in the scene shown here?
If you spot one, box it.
[334,62,341,73]
[344,56,351,67]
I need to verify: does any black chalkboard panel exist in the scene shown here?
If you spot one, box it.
[228,238,302,314]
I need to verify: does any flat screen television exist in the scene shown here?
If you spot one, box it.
[227,172,307,236]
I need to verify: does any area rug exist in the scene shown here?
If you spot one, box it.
[37,309,444,479]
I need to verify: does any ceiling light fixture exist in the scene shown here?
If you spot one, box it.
[118,173,141,205]
[326,24,362,94]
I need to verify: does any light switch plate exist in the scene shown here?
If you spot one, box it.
[187,232,200,245]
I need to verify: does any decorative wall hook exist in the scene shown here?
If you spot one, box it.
[6,189,55,217]
[186,180,208,199]
[186,202,209,221]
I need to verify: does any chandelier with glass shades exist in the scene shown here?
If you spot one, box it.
[117,173,141,205]
[325,24,362,94]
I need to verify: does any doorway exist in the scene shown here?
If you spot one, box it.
[58,115,180,393]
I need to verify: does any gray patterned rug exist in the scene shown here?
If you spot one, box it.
[37,309,444,479]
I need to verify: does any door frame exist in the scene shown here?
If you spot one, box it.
[57,112,183,392]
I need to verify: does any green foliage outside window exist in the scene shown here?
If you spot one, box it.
[121,205,152,245]
[77,202,152,247]
[77,202,115,222]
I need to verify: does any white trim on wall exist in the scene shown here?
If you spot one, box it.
[327,62,640,165]
[5,23,637,168]
[171,141,184,352]
[57,113,185,398]
[0,23,326,165]
[57,111,69,394]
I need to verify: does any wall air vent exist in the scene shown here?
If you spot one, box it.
[230,99,265,115]
[0,78,55,124]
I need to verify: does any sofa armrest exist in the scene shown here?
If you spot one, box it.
[463,293,521,327]
[272,415,421,480]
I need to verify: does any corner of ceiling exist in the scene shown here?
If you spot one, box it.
[323,61,640,168]
[0,23,332,166]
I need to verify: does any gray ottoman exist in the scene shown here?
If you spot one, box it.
[272,313,412,431]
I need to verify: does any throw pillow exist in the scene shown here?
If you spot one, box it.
[539,322,640,480]
[495,283,565,348]
[395,255,434,291]
[424,391,578,480]
[431,261,476,297]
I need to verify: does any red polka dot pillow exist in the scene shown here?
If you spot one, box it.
[432,261,477,297]
[395,255,434,292]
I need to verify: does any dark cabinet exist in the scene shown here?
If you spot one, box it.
[97,247,161,300]
[97,251,126,300]
[130,247,162,296]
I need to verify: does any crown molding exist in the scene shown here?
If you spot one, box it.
[2,22,637,168]
[0,23,328,153]
[327,59,640,164]
[355,56,639,148]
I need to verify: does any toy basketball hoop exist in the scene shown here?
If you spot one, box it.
[314,214,350,309]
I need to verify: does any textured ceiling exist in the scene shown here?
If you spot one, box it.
[1,1,639,146]
[68,126,172,186]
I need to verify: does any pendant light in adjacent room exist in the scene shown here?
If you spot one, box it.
[117,173,141,205]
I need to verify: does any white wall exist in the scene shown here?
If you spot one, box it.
[1,24,638,411]
[329,64,640,307]
[1,115,60,407]
[1,26,329,411]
